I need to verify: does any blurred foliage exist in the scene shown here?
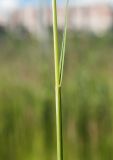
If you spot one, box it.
[0,31,113,160]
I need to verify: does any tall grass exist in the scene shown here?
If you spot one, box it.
[52,0,68,160]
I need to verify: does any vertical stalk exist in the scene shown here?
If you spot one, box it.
[52,1,63,160]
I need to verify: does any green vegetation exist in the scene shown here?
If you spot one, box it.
[0,32,113,160]
[52,0,68,160]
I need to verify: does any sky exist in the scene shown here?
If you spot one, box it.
[0,0,113,13]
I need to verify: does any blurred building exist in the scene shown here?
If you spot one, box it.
[68,4,113,34]
[0,3,113,36]
[9,7,37,33]
[0,12,9,29]
[0,15,6,27]
[46,4,113,34]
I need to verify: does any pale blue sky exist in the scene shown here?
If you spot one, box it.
[0,0,113,13]
[21,0,113,6]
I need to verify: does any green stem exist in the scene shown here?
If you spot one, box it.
[52,1,63,160]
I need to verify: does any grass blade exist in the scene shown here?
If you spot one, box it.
[52,1,69,160]
[59,0,69,86]
[52,1,63,160]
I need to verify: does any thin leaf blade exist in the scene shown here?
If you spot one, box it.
[59,0,69,86]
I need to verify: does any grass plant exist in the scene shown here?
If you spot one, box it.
[52,1,68,160]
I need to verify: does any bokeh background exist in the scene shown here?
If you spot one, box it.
[1,0,113,160]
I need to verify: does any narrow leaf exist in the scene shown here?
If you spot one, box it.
[59,0,69,86]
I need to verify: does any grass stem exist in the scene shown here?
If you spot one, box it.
[52,0,63,160]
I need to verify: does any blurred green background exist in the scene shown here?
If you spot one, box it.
[0,31,113,160]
